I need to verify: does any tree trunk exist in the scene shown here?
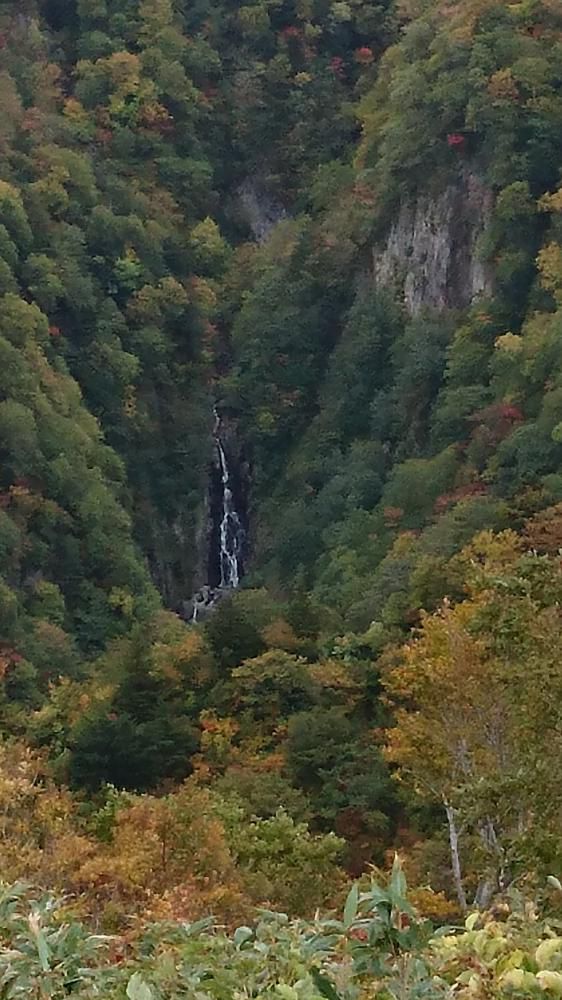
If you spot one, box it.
[472,817,504,908]
[444,800,467,912]
[473,877,495,910]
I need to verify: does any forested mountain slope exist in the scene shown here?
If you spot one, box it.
[228,0,562,630]
[0,0,561,930]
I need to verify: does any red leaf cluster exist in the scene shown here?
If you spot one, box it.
[434,481,487,514]
[354,46,374,65]
[330,56,345,78]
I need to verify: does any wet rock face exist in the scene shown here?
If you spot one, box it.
[188,584,227,623]
[373,171,494,315]
[236,178,287,243]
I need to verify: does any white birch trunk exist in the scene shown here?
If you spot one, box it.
[444,800,467,912]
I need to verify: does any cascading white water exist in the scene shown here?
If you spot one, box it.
[214,406,244,591]
[190,408,244,623]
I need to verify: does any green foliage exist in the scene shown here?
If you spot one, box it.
[0,0,561,934]
[232,650,316,722]
[5,865,562,1000]
[205,599,266,672]
[230,808,345,915]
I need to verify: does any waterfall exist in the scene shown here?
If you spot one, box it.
[190,407,245,622]
[214,407,243,590]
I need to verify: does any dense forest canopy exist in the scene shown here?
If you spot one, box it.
[0,0,561,979]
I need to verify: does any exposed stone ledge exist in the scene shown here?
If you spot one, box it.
[372,170,494,315]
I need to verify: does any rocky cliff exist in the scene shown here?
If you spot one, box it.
[236,178,288,243]
[373,170,494,315]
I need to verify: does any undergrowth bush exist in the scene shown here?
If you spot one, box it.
[1,861,561,1000]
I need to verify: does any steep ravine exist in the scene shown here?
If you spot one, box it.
[182,180,285,617]
[185,167,494,616]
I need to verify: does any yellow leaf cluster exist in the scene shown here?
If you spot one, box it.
[537,241,562,302]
